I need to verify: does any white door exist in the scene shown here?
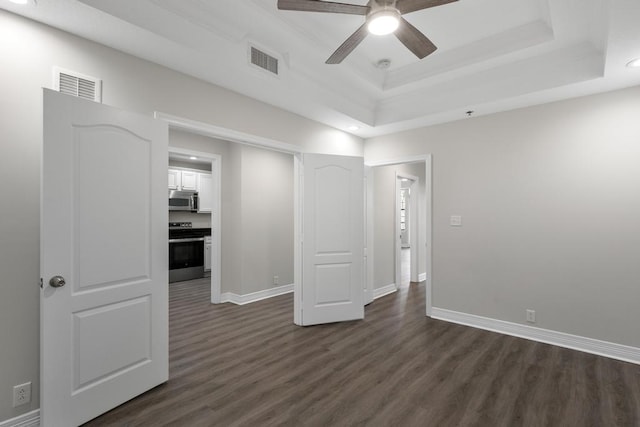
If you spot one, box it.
[41,89,168,426]
[299,153,364,325]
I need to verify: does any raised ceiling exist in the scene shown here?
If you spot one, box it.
[3,0,640,137]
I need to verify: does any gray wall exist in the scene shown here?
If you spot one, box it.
[240,146,294,294]
[0,10,361,422]
[372,162,427,289]
[366,85,640,349]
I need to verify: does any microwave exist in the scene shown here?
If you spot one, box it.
[168,190,198,211]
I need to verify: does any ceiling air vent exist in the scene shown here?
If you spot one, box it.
[53,67,102,102]
[250,46,279,76]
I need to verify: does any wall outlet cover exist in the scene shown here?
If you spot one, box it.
[13,382,31,407]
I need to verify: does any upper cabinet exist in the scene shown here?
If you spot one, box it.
[197,173,213,213]
[168,169,181,190]
[168,169,198,191]
[181,171,198,191]
[169,167,214,214]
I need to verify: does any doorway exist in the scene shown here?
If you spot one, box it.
[366,156,433,316]
[167,147,221,303]
[396,173,418,289]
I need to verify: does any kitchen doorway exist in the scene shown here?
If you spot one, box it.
[167,147,221,303]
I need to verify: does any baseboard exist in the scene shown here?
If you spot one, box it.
[221,284,293,305]
[373,283,397,300]
[418,273,426,282]
[431,307,640,365]
[0,410,40,427]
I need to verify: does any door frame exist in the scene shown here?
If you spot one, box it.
[365,155,433,317]
[155,113,306,317]
[167,146,222,303]
[395,172,419,287]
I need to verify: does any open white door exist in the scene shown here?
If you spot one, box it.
[41,89,168,426]
[298,153,364,325]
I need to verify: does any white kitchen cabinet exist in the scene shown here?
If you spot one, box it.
[181,171,198,191]
[204,235,212,272]
[168,169,198,191]
[197,173,213,213]
[168,169,181,190]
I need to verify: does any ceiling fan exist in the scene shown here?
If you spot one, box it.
[277,0,458,64]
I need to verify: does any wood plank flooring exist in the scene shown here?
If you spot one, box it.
[84,279,640,427]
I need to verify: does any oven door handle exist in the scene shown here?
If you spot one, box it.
[169,237,206,243]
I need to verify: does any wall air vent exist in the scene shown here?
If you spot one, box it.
[249,46,279,76]
[53,67,102,102]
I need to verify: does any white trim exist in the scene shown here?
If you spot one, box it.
[0,410,40,427]
[155,112,303,155]
[373,283,397,300]
[418,273,427,282]
[431,307,640,365]
[221,284,294,306]
[365,155,429,167]
[293,154,303,325]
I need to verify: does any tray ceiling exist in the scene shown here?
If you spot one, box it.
[3,0,640,137]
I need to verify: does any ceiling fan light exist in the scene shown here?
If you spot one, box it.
[627,58,640,68]
[367,10,400,36]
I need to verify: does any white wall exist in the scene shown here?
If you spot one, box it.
[366,85,640,349]
[0,9,362,423]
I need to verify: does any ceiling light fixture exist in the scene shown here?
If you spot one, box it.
[367,9,400,36]
[347,125,360,131]
[9,0,30,4]
[189,156,197,160]
[626,58,640,68]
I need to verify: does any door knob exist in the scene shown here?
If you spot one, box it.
[49,275,66,288]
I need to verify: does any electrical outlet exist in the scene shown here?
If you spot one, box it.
[13,382,31,407]
[273,275,279,285]
[526,309,536,323]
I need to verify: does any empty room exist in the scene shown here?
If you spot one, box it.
[1,1,640,426]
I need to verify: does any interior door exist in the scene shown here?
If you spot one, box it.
[299,153,364,325]
[41,89,168,426]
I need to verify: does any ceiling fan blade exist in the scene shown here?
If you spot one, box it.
[326,24,368,64]
[396,0,457,15]
[277,0,369,15]
[395,17,437,59]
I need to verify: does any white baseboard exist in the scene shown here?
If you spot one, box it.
[431,307,640,365]
[373,283,397,300]
[0,410,39,427]
[221,284,293,305]
[418,273,426,282]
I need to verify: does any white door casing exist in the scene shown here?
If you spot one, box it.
[364,166,374,305]
[299,153,364,325]
[41,90,168,426]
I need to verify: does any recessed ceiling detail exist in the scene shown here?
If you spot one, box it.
[6,0,640,137]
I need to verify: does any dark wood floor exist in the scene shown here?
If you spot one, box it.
[84,279,640,427]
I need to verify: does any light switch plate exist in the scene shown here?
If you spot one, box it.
[450,215,462,226]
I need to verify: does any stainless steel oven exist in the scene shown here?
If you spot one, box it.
[169,222,206,283]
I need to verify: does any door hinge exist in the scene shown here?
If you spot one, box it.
[40,278,43,289]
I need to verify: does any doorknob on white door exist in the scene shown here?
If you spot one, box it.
[49,276,66,288]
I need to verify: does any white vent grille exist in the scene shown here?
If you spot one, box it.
[53,67,102,102]
[250,46,279,75]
